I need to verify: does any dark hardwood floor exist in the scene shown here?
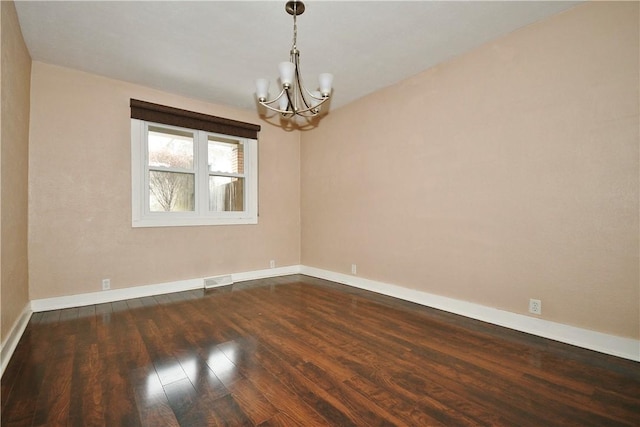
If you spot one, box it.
[1,274,639,426]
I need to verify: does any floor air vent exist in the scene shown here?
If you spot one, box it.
[204,275,234,289]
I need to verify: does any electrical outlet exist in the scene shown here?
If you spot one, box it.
[102,278,111,291]
[529,298,541,315]
[269,260,276,268]
[351,264,357,275]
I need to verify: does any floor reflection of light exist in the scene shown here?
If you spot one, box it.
[207,342,238,378]
[145,356,198,399]
[220,344,237,365]
[155,363,186,385]
[180,357,198,381]
[146,372,164,398]
[207,351,234,376]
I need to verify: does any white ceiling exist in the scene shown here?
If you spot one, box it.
[15,1,580,113]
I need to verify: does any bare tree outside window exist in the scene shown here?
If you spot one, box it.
[149,170,194,211]
[148,127,195,212]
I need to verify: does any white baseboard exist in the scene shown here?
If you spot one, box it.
[30,278,203,312]
[1,303,32,377]
[232,265,301,282]
[300,266,640,362]
[30,265,303,312]
[23,264,640,362]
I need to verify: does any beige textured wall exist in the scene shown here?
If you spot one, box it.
[1,1,31,341]
[29,63,300,299]
[301,2,639,339]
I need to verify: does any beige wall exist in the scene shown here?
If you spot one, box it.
[301,2,639,339]
[1,1,31,341]
[28,63,300,299]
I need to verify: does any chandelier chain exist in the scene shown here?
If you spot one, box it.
[292,7,298,51]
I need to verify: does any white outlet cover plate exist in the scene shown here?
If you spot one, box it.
[529,299,541,314]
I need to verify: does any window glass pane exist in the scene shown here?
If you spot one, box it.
[149,171,195,212]
[209,176,244,212]
[148,126,194,169]
[208,137,244,174]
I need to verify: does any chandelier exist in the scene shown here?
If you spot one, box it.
[255,0,333,119]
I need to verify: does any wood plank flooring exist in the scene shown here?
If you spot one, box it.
[2,274,639,426]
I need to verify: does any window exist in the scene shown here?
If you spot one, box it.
[131,100,260,227]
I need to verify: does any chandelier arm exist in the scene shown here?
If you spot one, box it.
[294,61,313,111]
[293,96,329,115]
[299,81,326,100]
[259,95,329,116]
[291,47,327,113]
[284,87,295,114]
[258,87,292,115]
[259,87,286,106]
[259,102,293,117]
[259,101,291,115]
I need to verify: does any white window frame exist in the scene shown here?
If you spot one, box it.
[131,119,258,227]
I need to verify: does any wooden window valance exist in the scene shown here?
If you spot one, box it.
[130,99,261,139]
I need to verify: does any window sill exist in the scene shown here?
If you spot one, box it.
[132,216,258,228]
